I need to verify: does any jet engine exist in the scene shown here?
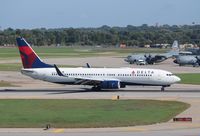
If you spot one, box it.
[144,54,154,64]
[100,80,120,89]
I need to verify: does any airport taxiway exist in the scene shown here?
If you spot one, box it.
[0,127,199,136]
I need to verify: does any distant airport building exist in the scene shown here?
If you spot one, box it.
[150,43,170,48]
[120,43,126,48]
[179,43,197,49]
[144,44,150,48]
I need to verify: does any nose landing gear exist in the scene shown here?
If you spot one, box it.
[161,85,170,91]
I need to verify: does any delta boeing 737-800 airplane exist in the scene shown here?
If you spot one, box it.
[16,37,180,91]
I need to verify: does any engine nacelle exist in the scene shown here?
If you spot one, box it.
[100,80,120,89]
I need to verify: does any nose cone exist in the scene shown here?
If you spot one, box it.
[174,76,181,83]
[173,59,178,64]
[124,58,129,62]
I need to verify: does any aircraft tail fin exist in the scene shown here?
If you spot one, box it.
[172,40,179,51]
[165,40,180,58]
[16,37,53,68]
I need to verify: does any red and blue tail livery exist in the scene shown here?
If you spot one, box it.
[16,37,53,68]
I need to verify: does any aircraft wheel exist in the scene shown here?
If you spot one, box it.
[96,86,101,91]
[91,86,101,91]
[193,63,199,67]
[161,86,165,91]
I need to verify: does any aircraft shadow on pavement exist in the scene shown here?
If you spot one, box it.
[2,88,200,94]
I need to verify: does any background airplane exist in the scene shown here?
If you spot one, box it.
[16,37,180,91]
[174,55,200,67]
[124,40,179,64]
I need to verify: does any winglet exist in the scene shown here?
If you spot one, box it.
[86,63,91,68]
[54,64,65,77]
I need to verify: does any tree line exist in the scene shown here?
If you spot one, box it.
[0,24,200,47]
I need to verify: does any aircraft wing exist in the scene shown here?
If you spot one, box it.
[152,54,168,62]
[73,77,120,85]
[74,77,103,85]
[154,54,167,59]
[179,51,193,55]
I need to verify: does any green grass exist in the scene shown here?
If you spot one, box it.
[177,73,200,85]
[0,47,168,59]
[0,99,189,128]
[0,80,16,87]
[0,63,22,71]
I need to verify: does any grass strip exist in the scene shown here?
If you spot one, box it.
[0,99,189,128]
[176,73,200,85]
[0,80,17,87]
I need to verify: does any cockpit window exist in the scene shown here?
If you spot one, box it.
[166,74,174,76]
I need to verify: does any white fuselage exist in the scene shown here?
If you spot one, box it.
[21,67,180,87]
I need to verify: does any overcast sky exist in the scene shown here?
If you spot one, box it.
[0,0,200,29]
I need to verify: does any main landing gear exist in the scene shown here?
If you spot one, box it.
[91,86,101,91]
[161,86,165,91]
